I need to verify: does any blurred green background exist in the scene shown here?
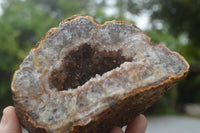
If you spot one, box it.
[0,0,200,117]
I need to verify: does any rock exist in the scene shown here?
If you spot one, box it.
[11,15,189,133]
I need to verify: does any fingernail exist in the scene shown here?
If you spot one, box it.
[1,113,8,125]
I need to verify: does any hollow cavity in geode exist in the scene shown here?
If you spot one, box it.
[50,43,132,90]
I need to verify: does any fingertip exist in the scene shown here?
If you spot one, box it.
[1,106,22,133]
[3,106,18,124]
[125,114,147,133]
[138,114,147,126]
[3,106,15,116]
[1,106,15,125]
[109,127,124,133]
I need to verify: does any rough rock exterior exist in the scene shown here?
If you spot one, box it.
[11,15,189,133]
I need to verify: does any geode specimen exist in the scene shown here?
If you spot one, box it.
[11,15,189,133]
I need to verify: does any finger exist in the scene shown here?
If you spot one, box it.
[0,106,22,133]
[125,114,147,133]
[109,126,124,133]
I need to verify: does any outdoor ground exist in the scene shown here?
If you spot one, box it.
[146,115,200,133]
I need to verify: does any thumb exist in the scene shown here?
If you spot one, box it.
[0,106,22,133]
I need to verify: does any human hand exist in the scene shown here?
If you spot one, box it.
[0,106,22,133]
[109,114,147,133]
[0,106,147,133]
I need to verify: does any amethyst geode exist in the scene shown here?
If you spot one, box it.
[11,15,189,133]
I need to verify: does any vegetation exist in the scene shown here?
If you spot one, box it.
[0,0,199,116]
